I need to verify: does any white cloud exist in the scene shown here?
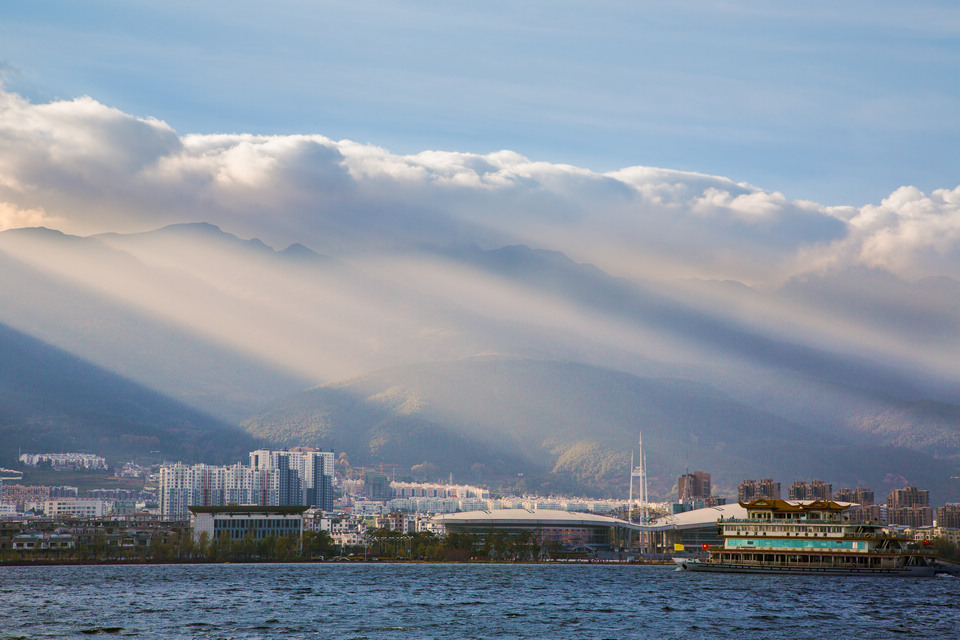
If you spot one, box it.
[0,201,58,231]
[2,87,960,283]
[796,185,960,280]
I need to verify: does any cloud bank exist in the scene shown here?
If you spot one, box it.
[2,87,959,284]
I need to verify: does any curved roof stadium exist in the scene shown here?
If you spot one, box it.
[435,509,645,549]
[643,503,748,532]
[436,508,643,530]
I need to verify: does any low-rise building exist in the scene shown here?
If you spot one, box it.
[189,506,307,542]
[44,499,108,519]
[18,453,107,470]
[911,526,960,546]
[11,529,75,550]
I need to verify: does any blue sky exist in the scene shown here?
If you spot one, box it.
[2,1,958,207]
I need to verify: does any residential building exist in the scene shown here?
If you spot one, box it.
[678,471,711,501]
[788,479,833,501]
[738,478,781,502]
[912,526,960,546]
[846,503,885,523]
[2,484,52,510]
[834,487,874,505]
[249,449,335,510]
[390,481,489,500]
[43,499,108,518]
[376,512,418,534]
[887,486,933,528]
[362,473,392,501]
[936,504,960,529]
[12,530,75,550]
[888,486,930,509]
[18,453,107,470]
[158,463,227,516]
[158,448,335,516]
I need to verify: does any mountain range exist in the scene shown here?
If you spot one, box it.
[1,222,958,501]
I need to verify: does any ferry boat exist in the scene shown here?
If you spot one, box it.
[674,498,940,576]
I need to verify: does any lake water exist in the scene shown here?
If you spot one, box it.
[2,562,958,639]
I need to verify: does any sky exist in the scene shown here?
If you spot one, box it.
[1,1,958,207]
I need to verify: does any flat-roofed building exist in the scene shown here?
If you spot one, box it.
[788,480,832,501]
[834,487,874,506]
[189,506,307,542]
[44,499,107,518]
[936,504,960,529]
[887,486,932,527]
[738,478,781,502]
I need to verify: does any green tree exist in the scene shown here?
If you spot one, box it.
[197,531,212,560]
[930,537,960,562]
[275,535,296,561]
[300,530,334,559]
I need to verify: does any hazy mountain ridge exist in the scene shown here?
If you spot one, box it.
[777,268,960,352]
[1,221,958,502]
[0,322,262,465]
[0,235,311,421]
[243,357,960,501]
[437,243,959,404]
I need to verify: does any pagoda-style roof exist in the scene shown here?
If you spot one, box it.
[738,498,849,512]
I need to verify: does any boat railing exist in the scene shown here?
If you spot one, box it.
[720,517,873,525]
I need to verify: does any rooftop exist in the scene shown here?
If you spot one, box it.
[434,508,643,530]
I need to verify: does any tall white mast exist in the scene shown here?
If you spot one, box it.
[630,434,645,522]
[637,433,648,552]
[642,448,649,525]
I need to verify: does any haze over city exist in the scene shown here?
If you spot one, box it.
[1,2,959,502]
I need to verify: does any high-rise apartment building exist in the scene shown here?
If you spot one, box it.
[738,478,781,502]
[788,479,833,501]
[936,504,960,529]
[886,486,933,527]
[678,471,711,501]
[834,487,874,506]
[250,448,335,511]
[887,486,930,509]
[159,448,335,516]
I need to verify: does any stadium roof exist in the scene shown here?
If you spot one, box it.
[642,503,748,532]
[643,500,857,532]
[434,508,644,531]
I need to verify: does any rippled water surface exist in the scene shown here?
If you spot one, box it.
[2,563,958,639]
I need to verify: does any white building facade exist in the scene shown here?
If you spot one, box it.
[43,499,108,518]
[159,449,335,516]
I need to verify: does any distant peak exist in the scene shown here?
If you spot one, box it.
[150,222,277,252]
[1,226,69,238]
[157,222,224,235]
[281,243,319,259]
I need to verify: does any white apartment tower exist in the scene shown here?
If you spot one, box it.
[159,449,335,517]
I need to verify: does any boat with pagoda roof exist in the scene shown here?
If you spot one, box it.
[674,498,940,576]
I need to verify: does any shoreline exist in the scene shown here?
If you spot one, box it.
[0,557,676,567]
